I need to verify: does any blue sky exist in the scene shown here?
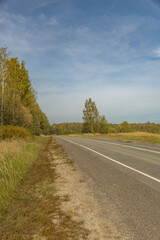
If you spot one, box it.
[0,0,160,124]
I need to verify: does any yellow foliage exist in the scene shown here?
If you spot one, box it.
[0,125,33,139]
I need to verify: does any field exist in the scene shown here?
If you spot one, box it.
[69,132,160,144]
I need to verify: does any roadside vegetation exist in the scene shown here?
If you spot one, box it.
[0,47,53,228]
[0,47,52,210]
[70,132,160,144]
[0,136,47,213]
[0,137,89,240]
[99,132,160,144]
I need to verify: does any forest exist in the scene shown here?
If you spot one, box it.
[52,121,160,135]
[0,47,50,137]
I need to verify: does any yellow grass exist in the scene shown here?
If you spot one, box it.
[69,132,160,144]
[0,140,25,155]
[108,132,160,137]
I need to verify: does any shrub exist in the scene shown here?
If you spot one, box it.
[108,127,117,133]
[0,126,33,140]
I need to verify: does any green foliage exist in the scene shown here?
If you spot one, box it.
[131,122,160,134]
[119,121,132,133]
[82,98,109,134]
[108,122,160,134]
[83,98,99,133]
[0,47,50,135]
[108,127,117,133]
[52,121,160,136]
[96,115,109,134]
[0,126,32,139]
[52,122,83,135]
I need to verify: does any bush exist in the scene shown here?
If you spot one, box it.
[108,127,117,133]
[0,126,33,139]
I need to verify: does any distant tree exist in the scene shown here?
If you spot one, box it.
[108,126,117,133]
[82,98,109,134]
[120,121,132,133]
[51,122,83,135]
[97,115,109,134]
[83,98,99,133]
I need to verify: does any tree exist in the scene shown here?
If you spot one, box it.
[0,46,51,135]
[97,115,109,134]
[83,98,99,133]
[0,47,8,126]
[120,121,132,133]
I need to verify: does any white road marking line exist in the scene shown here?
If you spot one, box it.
[78,138,160,154]
[60,137,160,183]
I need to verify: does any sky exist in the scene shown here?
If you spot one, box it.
[0,0,160,124]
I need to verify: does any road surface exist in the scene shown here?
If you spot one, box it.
[54,136,160,240]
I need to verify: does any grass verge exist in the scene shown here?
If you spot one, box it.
[0,137,89,240]
[0,137,47,213]
[69,132,160,144]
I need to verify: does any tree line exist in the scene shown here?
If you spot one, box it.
[52,98,160,135]
[0,47,50,135]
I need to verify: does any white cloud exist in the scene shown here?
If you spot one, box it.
[153,47,160,57]
[33,0,59,10]
[47,16,58,26]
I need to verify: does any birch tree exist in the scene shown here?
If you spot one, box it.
[0,47,8,126]
[83,98,99,133]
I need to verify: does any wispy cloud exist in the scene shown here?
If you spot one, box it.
[33,0,60,10]
[153,47,160,57]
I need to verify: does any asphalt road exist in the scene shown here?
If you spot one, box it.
[54,136,160,240]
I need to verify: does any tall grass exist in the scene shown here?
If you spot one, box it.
[0,137,46,213]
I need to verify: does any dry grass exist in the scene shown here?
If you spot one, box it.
[69,132,160,144]
[0,140,24,155]
[108,132,160,137]
[0,137,46,213]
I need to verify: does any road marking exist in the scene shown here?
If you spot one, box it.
[60,137,160,183]
[79,138,160,154]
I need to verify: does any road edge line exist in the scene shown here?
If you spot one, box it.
[60,137,160,184]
